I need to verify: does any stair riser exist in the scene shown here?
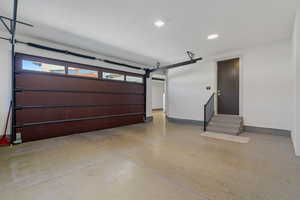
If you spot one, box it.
[207,125,240,131]
[209,123,241,129]
[206,127,240,135]
[215,114,242,119]
[211,119,242,125]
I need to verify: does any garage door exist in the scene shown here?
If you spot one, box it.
[14,53,145,142]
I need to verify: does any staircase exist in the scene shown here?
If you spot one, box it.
[206,114,243,135]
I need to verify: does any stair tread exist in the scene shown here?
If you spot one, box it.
[213,116,242,120]
[211,117,242,121]
[216,114,241,118]
[211,118,242,124]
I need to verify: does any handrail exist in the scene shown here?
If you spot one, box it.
[204,93,215,107]
[203,93,215,131]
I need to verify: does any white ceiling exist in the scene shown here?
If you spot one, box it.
[1,0,300,66]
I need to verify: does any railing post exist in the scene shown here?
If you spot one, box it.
[11,0,18,144]
[204,104,207,132]
[203,93,215,132]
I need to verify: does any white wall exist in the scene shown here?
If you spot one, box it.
[292,11,300,156]
[0,40,11,137]
[146,75,152,117]
[0,35,152,137]
[167,61,216,121]
[167,40,293,131]
[152,80,164,110]
[242,41,292,130]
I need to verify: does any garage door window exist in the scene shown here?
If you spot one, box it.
[126,76,143,83]
[103,72,125,81]
[68,67,98,78]
[22,60,66,74]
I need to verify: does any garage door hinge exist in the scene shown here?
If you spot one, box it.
[14,106,22,110]
[14,88,23,92]
[14,123,23,128]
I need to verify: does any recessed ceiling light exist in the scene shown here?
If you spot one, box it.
[154,20,165,27]
[207,34,219,40]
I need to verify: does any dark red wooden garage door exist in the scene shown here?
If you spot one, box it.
[14,53,145,142]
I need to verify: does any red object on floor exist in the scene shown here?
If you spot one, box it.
[0,137,10,146]
[0,101,12,146]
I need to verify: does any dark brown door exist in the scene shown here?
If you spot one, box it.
[14,53,145,142]
[217,58,239,115]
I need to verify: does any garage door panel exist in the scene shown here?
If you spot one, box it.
[14,53,146,142]
[17,115,144,142]
[16,92,144,106]
[16,73,144,94]
[16,105,145,123]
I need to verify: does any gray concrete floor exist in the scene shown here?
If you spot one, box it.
[0,111,299,200]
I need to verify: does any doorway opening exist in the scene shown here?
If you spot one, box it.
[151,77,166,119]
[217,58,240,115]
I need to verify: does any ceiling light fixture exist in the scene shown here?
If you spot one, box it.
[207,34,219,40]
[154,20,165,27]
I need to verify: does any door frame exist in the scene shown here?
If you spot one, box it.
[214,55,243,116]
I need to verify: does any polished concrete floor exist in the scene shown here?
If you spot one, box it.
[0,111,299,200]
